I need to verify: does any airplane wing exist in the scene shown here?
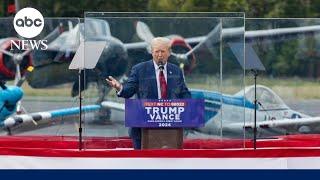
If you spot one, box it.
[101,101,125,111]
[185,25,320,43]
[1,104,101,128]
[245,25,320,42]
[124,41,148,50]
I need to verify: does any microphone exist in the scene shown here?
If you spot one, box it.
[158,61,164,71]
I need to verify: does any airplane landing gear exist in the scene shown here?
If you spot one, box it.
[6,127,12,136]
[92,79,112,125]
[93,108,112,125]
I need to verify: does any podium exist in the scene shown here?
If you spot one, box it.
[141,128,183,149]
[125,99,204,149]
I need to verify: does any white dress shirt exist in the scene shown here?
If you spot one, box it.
[153,60,167,99]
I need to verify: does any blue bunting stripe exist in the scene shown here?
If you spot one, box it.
[2,105,101,128]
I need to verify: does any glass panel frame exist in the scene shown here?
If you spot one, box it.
[83,12,245,150]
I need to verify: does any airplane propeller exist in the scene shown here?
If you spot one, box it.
[14,66,34,115]
[0,47,32,86]
[136,21,154,53]
[0,48,14,57]
[0,24,64,88]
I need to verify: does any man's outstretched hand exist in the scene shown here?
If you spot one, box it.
[106,76,122,92]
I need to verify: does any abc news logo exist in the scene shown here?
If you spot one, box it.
[11,7,48,50]
[15,16,42,28]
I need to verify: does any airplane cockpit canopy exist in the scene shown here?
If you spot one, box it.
[235,85,289,110]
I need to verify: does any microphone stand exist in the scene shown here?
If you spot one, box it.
[78,69,83,151]
[251,69,258,150]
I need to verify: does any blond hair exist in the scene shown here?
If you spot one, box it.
[151,37,171,51]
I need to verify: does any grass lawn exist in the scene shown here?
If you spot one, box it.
[7,75,320,100]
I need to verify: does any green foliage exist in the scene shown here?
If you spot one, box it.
[15,0,149,17]
[2,0,320,18]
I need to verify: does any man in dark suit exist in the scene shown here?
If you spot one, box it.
[106,37,191,149]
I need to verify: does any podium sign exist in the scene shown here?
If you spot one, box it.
[125,99,204,128]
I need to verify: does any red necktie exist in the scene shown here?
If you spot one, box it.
[159,69,167,99]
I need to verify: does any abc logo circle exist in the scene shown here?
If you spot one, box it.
[13,7,44,38]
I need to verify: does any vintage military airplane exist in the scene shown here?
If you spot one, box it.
[1,18,320,138]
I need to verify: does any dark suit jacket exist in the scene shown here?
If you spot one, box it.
[118,60,191,99]
[117,60,191,148]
